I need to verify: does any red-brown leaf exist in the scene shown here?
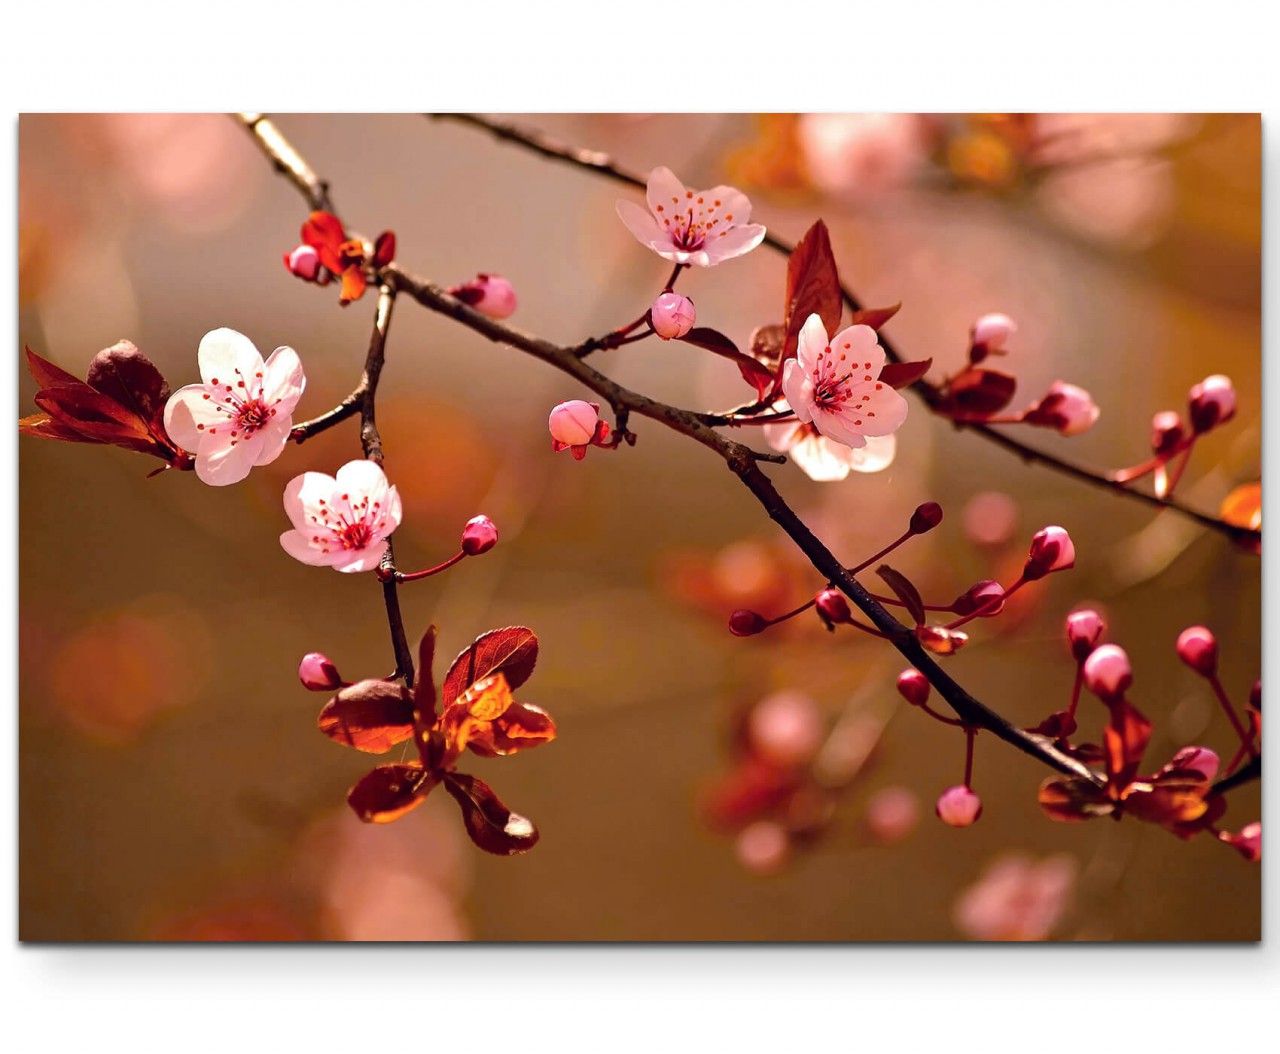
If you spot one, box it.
[878,357,933,390]
[442,772,540,855]
[317,679,415,753]
[877,564,925,626]
[24,346,83,390]
[847,302,901,330]
[86,340,172,432]
[679,328,774,399]
[372,230,396,267]
[1037,775,1111,822]
[338,266,367,305]
[301,210,346,271]
[782,219,842,362]
[441,626,539,706]
[467,701,557,758]
[413,626,439,722]
[944,368,1018,417]
[347,764,434,824]
[1102,699,1152,792]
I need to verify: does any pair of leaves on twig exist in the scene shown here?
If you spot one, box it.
[19,344,192,471]
[318,625,555,855]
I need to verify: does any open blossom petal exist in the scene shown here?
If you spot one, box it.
[163,328,307,487]
[765,412,895,480]
[785,314,906,450]
[618,167,766,267]
[280,460,402,573]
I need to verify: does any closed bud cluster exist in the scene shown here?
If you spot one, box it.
[1187,374,1236,434]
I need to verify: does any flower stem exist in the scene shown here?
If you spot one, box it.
[1208,673,1258,762]
[397,550,467,582]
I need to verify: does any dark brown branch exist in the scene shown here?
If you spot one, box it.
[236,112,333,212]
[431,112,1259,549]
[354,284,415,688]
[1212,755,1261,797]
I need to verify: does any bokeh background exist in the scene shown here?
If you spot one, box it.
[18,113,1260,941]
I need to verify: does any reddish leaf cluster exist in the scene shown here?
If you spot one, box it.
[741,220,926,403]
[298,211,396,305]
[317,625,555,855]
[19,344,192,472]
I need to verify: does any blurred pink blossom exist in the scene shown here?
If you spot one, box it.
[797,113,927,199]
[953,853,1077,941]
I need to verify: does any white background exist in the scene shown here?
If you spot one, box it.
[2,2,1275,1049]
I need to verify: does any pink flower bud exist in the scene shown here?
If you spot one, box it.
[1188,374,1236,433]
[548,399,601,447]
[1083,643,1132,702]
[284,244,322,282]
[1219,821,1261,863]
[815,588,851,625]
[1023,525,1075,580]
[865,786,920,844]
[909,501,944,535]
[952,580,1005,618]
[1150,410,1185,457]
[749,690,824,768]
[1175,625,1218,677]
[1169,745,1220,782]
[1024,381,1100,436]
[935,785,983,827]
[450,273,517,319]
[970,312,1016,354]
[650,292,696,340]
[735,821,791,875]
[298,652,342,692]
[1065,608,1106,662]
[896,668,930,707]
[460,514,498,556]
[729,609,768,637]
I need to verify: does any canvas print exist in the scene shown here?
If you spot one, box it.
[18,113,1260,941]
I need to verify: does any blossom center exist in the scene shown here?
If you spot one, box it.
[236,398,273,433]
[338,521,373,550]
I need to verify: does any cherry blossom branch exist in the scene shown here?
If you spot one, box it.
[238,113,1261,798]
[431,112,1258,549]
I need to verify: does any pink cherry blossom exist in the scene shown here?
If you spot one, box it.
[953,854,1077,941]
[764,410,896,481]
[279,459,402,573]
[797,113,926,199]
[779,315,909,451]
[1022,525,1075,580]
[865,786,920,844]
[1065,608,1106,661]
[284,244,322,282]
[1175,625,1218,676]
[970,312,1017,352]
[164,328,306,486]
[1188,374,1236,433]
[748,690,824,768]
[298,652,343,691]
[449,273,517,320]
[548,399,611,459]
[616,167,766,267]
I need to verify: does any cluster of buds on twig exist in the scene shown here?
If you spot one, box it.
[934,312,1100,437]
[727,502,1075,658]
[1023,611,1259,859]
[284,211,396,305]
[1111,374,1238,500]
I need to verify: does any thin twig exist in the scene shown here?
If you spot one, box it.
[431,112,1259,549]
